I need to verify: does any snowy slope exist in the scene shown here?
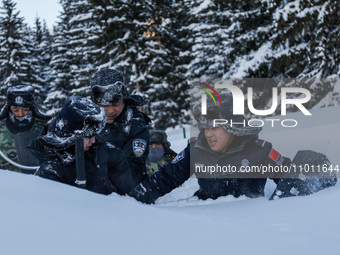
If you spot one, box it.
[1,106,340,255]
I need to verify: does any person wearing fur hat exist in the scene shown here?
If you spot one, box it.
[129,93,336,204]
[0,85,51,172]
[146,130,177,176]
[90,68,151,186]
[32,96,137,195]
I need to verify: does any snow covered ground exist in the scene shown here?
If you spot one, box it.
[1,106,340,255]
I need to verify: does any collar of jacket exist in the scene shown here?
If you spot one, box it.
[6,115,35,134]
[113,106,134,136]
[194,133,258,157]
[113,105,133,136]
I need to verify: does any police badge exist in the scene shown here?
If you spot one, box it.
[133,139,147,157]
[15,96,24,105]
[171,149,185,164]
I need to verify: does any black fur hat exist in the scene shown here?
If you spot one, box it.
[150,130,171,147]
[7,85,35,107]
[193,93,262,136]
[90,68,149,107]
[149,129,177,157]
[39,96,107,150]
[0,85,51,121]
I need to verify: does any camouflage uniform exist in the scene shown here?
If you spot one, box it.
[0,120,46,172]
[0,85,51,172]
[146,153,174,176]
[146,130,177,176]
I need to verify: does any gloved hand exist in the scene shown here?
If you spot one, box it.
[128,184,159,204]
[270,177,337,200]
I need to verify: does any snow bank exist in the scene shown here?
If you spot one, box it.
[1,105,340,255]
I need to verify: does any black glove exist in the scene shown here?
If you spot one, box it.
[270,178,337,200]
[128,184,159,204]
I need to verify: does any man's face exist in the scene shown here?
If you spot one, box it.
[10,106,30,118]
[84,137,96,151]
[204,126,234,154]
[99,101,125,124]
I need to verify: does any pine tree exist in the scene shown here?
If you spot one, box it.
[253,0,340,109]
[0,0,33,103]
[39,0,339,125]
[39,20,54,108]
[138,0,189,129]
[184,0,232,78]
[143,0,192,128]
[66,0,98,97]
[44,0,76,115]
[28,17,52,107]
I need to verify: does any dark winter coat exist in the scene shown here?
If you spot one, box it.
[192,134,288,199]
[100,105,150,186]
[129,133,337,204]
[34,136,136,195]
[129,134,288,203]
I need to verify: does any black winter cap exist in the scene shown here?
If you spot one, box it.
[90,68,149,107]
[193,93,262,136]
[90,69,127,105]
[7,85,35,107]
[40,96,107,149]
[150,130,171,147]
[0,85,51,122]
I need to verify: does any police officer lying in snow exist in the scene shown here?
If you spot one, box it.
[0,85,51,172]
[90,68,151,186]
[129,94,337,204]
[31,96,137,195]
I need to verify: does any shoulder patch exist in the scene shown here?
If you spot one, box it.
[269,148,284,165]
[133,139,147,157]
[269,148,280,161]
[171,150,185,164]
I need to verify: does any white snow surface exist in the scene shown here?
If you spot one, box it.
[1,106,340,255]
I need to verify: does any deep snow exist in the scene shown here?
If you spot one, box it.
[1,105,340,255]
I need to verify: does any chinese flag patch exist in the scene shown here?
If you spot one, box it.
[269,149,280,162]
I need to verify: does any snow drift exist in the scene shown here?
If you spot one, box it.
[1,105,340,255]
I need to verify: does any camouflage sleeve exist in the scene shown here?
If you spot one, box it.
[0,124,20,172]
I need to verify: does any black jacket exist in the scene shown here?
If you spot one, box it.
[130,132,337,204]
[129,134,287,203]
[192,134,289,199]
[100,105,150,186]
[34,136,136,195]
